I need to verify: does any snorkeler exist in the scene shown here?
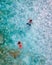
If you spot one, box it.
[18,41,22,49]
[26,19,32,26]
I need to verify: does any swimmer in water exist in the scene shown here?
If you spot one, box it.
[18,41,22,49]
[26,19,32,26]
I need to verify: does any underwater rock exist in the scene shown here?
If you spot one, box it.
[0,34,4,44]
[30,53,46,65]
[0,47,8,60]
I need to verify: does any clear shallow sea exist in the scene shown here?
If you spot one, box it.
[0,0,52,65]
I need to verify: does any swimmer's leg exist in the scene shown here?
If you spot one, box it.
[26,23,31,26]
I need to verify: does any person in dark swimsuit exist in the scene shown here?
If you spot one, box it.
[26,19,32,26]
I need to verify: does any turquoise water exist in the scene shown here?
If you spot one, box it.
[0,0,52,65]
